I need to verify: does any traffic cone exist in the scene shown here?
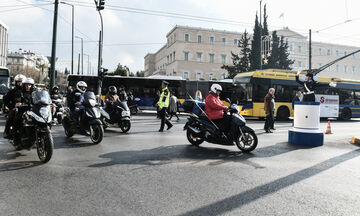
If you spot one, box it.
[325,120,332,134]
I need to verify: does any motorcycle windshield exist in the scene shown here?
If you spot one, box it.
[32,90,52,105]
[119,101,129,110]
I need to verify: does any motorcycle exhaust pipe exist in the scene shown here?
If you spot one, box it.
[188,125,200,134]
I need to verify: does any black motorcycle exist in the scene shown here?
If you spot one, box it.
[183,99,258,153]
[100,101,131,133]
[9,90,54,163]
[62,91,104,144]
[51,97,64,124]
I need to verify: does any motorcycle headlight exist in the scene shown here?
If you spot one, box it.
[40,107,50,119]
[89,99,97,107]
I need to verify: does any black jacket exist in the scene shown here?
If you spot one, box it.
[3,86,23,109]
[68,90,82,110]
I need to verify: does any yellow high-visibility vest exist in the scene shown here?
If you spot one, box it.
[157,87,170,109]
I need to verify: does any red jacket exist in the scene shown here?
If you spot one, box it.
[205,93,226,120]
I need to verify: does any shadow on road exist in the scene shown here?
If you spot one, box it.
[89,142,312,168]
[0,161,42,172]
[180,148,360,216]
[54,137,99,149]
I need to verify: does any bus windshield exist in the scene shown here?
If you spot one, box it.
[0,76,9,94]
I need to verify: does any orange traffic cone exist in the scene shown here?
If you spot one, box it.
[325,120,332,134]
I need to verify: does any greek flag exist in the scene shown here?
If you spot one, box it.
[279,13,284,18]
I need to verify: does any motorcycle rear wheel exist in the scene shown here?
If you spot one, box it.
[235,130,258,153]
[90,124,104,144]
[37,132,53,163]
[186,128,204,146]
[119,120,131,133]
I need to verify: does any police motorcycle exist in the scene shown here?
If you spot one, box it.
[183,97,258,153]
[62,91,104,144]
[100,101,131,133]
[51,97,64,125]
[9,89,54,163]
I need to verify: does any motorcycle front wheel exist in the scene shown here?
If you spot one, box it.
[90,124,104,144]
[119,120,131,133]
[37,132,54,163]
[235,130,258,153]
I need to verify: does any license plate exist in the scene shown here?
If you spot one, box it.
[0,95,3,99]
[122,111,130,116]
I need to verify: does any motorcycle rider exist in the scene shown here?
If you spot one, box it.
[12,78,35,135]
[68,81,87,124]
[205,84,229,133]
[51,86,62,100]
[105,85,121,112]
[118,85,128,102]
[3,74,26,138]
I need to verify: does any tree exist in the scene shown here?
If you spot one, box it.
[111,63,130,76]
[250,13,261,70]
[136,70,145,77]
[279,36,294,69]
[266,31,280,69]
[221,30,251,78]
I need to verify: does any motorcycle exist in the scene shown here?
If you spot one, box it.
[183,98,258,153]
[9,90,54,163]
[100,101,131,133]
[51,97,64,124]
[62,91,104,144]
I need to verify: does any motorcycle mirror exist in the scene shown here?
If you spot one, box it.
[225,98,231,104]
[134,98,141,101]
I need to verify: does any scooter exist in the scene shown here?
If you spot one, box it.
[183,98,258,153]
[52,98,64,124]
[62,91,104,144]
[100,101,131,133]
[9,90,54,163]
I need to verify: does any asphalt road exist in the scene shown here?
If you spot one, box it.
[1,114,360,216]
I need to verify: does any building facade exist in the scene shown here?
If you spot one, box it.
[145,25,360,80]
[0,20,8,68]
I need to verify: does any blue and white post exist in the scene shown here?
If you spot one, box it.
[288,101,324,146]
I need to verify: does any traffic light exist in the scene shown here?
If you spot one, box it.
[97,0,105,10]
[99,67,108,80]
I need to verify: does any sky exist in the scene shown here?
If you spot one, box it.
[1,0,360,75]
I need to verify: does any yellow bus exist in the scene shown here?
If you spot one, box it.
[233,69,360,120]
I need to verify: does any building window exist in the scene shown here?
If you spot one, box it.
[210,36,214,44]
[209,54,214,63]
[170,54,172,62]
[173,71,176,76]
[197,35,202,43]
[221,55,226,64]
[289,43,293,51]
[327,49,331,56]
[318,48,322,55]
[328,66,331,72]
[197,52,202,62]
[344,51,347,56]
[184,52,189,61]
[298,61,302,67]
[298,46,302,53]
[318,63,322,68]
[209,73,214,80]
[185,34,189,42]
[336,50,339,56]
[222,38,226,45]
[353,53,356,58]
[352,66,355,73]
[221,73,225,79]
[344,65,347,73]
[336,64,339,72]
[233,39,238,46]
[167,56,169,64]
[173,51,175,61]
[196,72,201,80]
[184,72,189,79]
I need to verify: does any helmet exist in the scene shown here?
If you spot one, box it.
[23,78,35,85]
[108,85,117,95]
[14,74,26,82]
[76,81,87,93]
[210,84,222,93]
[53,86,59,90]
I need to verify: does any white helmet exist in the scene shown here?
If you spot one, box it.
[210,84,222,93]
[23,78,35,85]
[14,74,26,82]
[76,81,87,93]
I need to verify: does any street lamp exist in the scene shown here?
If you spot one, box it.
[60,1,74,75]
[75,36,83,75]
[261,35,271,65]
[84,53,90,75]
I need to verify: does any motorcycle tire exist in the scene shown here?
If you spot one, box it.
[90,124,104,144]
[186,128,204,146]
[62,118,74,138]
[235,130,258,153]
[11,136,23,151]
[37,132,53,163]
[119,120,131,133]
[130,107,138,115]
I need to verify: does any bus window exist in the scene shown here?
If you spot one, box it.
[339,89,354,105]
[233,83,252,104]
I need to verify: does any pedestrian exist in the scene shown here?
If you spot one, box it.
[153,89,160,119]
[292,91,303,126]
[157,81,173,132]
[168,91,180,121]
[264,88,275,133]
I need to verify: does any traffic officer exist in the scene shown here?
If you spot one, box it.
[157,80,173,132]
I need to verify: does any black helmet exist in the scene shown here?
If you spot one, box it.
[109,85,117,95]
[53,86,59,90]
